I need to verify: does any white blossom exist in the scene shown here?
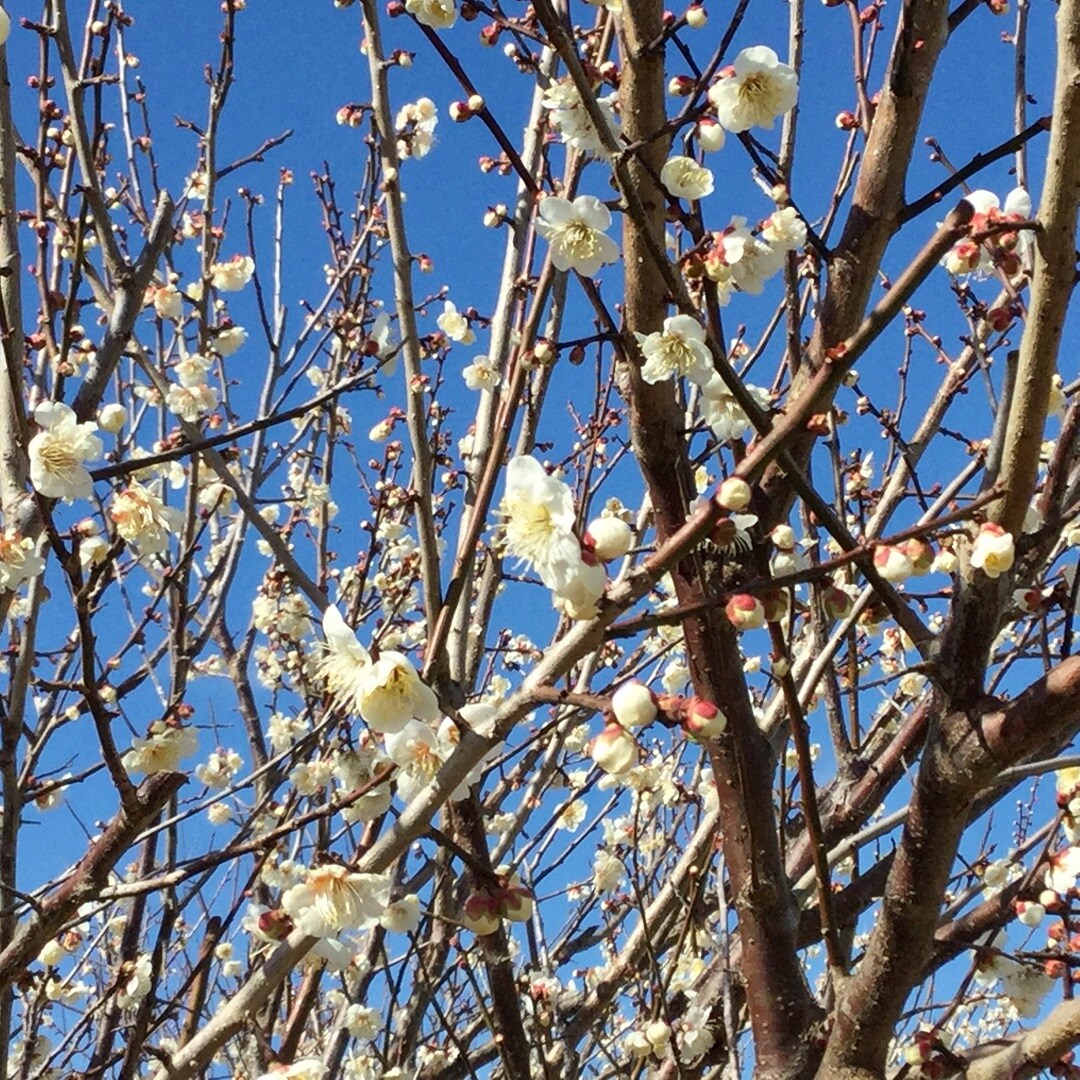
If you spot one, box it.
[28,401,103,502]
[535,196,620,276]
[708,46,798,132]
[635,314,713,386]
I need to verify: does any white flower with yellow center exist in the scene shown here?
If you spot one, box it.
[0,531,44,592]
[404,0,456,29]
[499,455,584,593]
[282,864,392,937]
[437,300,475,344]
[166,382,219,422]
[535,195,620,276]
[635,314,713,386]
[762,206,807,251]
[28,401,103,503]
[463,354,501,392]
[700,376,770,441]
[209,254,254,292]
[708,46,797,133]
[122,721,198,777]
[359,652,440,733]
[660,156,714,201]
[318,604,374,709]
[541,78,620,154]
[108,481,184,556]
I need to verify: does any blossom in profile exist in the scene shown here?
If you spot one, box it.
[28,401,103,502]
[874,544,914,583]
[281,864,392,937]
[762,206,807,251]
[660,156,715,201]
[405,0,456,29]
[395,97,438,159]
[500,455,583,594]
[122,721,199,776]
[209,254,255,291]
[535,195,620,276]
[970,523,1015,578]
[108,482,184,556]
[708,46,797,133]
[700,377,770,441]
[590,723,638,776]
[0,531,44,592]
[635,315,713,386]
[0,10,10,46]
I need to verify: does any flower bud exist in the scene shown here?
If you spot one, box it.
[822,585,853,620]
[685,4,707,27]
[696,117,726,152]
[901,537,934,575]
[1015,900,1045,927]
[585,517,634,562]
[98,402,126,433]
[589,723,639,776]
[495,870,534,922]
[37,939,67,967]
[771,523,796,550]
[462,890,501,936]
[873,544,914,583]
[449,101,475,122]
[611,681,658,730]
[683,696,727,739]
[717,476,752,511]
[725,593,765,630]
[257,908,294,941]
[667,75,695,97]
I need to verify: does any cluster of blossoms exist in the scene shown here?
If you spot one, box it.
[166,352,219,422]
[542,75,619,154]
[499,455,635,620]
[404,0,456,29]
[208,253,255,292]
[394,97,438,159]
[108,481,184,556]
[122,719,199,776]
[697,209,804,304]
[943,187,1031,277]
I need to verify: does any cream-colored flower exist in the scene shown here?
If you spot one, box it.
[499,455,584,594]
[281,864,392,937]
[463,354,501,392]
[395,97,438,159]
[28,401,103,502]
[635,314,713,385]
[256,1059,328,1080]
[535,195,620,276]
[209,254,254,291]
[0,531,44,592]
[542,77,619,153]
[195,748,243,789]
[122,721,198,776]
[166,382,219,422]
[970,522,1015,578]
[762,206,806,251]
[404,0,456,28]
[436,300,474,344]
[660,156,714,200]
[211,324,247,356]
[358,652,439,734]
[708,46,797,132]
[147,283,183,320]
[109,482,184,555]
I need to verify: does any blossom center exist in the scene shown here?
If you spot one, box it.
[38,438,77,475]
[561,221,599,261]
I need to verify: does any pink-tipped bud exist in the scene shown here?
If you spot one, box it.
[683,696,727,739]
[717,476,752,512]
[685,3,707,26]
[611,681,658,730]
[495,871,534,922]
[696,117,726,152]
[258,909,294,941]
[873,544,914,583]
[449,101,475,122]
[589,723,639,776]
[823,585,853,620]
[462,890,501,935]
[585,517,634,562]
[901,537,934,575]
[725,593,765,630]
[667,75,695,97]
[1015,900,1046,927]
